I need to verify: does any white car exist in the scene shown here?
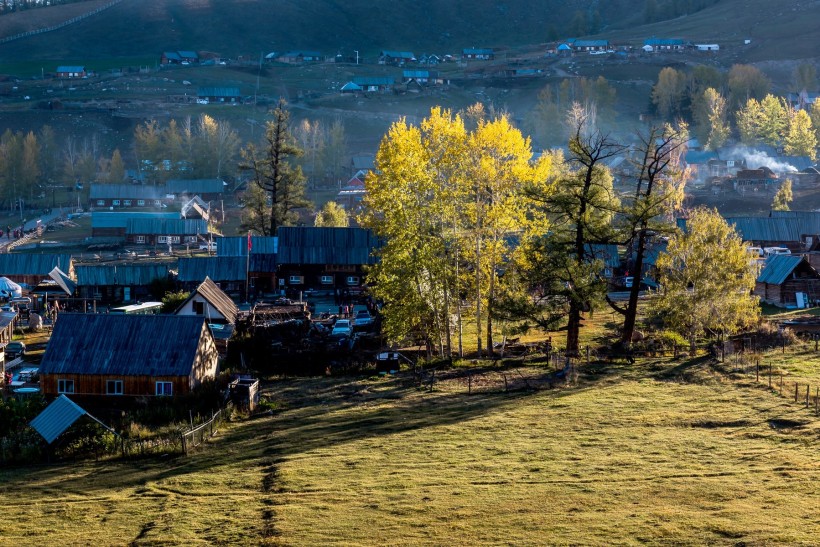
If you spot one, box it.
[331,319,352,337]
[199,242,216,251]
[354,310,373,327]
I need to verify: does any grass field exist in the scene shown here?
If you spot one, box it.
[3,353,820,545]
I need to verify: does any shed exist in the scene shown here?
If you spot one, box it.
[754,255,820,307]
[197,87,241,103]
[38,314,219,398]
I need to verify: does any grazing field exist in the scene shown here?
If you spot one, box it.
[3,355,820,545]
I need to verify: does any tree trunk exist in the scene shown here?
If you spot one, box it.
[566,302,581,356]
[621,226,647,348]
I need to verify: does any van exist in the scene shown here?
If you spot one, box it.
[763,247,791,258]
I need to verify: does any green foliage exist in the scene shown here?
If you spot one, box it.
[771,179,793,211]
[161,290,190,313]
[728,64,770,110]
[784,109,817,160]
[651,207,760,342]
[314,201,348,227]
[652,67,686,119]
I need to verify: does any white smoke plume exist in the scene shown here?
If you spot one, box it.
[723,146,798,173]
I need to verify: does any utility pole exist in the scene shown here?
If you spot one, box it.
[354,50,359,65]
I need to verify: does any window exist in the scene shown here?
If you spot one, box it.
[124,200,132,206]
[320,275,334,285]
[158,236,167,243]
[193,301,204,315]
[96,200,104,206]
[106,379,123,395]
[136,235,145,243]
[186,236,196,243]
[155,381,173,396]
[172,236,180,243]
[137,199,145,206]
[154,200,161,206]
[57,379,75,394]
[112,199,121,206]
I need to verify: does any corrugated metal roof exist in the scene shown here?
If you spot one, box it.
[177,257,247,282]
[39,314,209,377]
[644,38,685,46]
[0,254,73,276]
[352,77,395,86]
[725,217,801,243]
[277,227,379,265]
[49,267,76,295]
[0,310,16,330]
[30,395,87,444]
[586,244,621,268]
[574,40,609,47]
[769,211,820,234]
[219,236,278,256]
[463,48,493,55]
[197,87,240,98]
[403,70,431,78]
[757,254,805,284]
[177,277,238,323]
[166,179,226,194]
[92,212,179,229]
[251,254,277,272]
[76,263,173,286]
[56,66,85,73]
[126,218,208,235]
[90,184,166,200]
[381,50,415,58]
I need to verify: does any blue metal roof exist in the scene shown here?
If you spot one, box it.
[644,38,685,46]
[90,184,166,200]
[277,227,379,265]
[352,77,395,86]
[463,48,493,55]
[0,254,73,276]
[126,218,208,235]
[218,236,278,257]
[92,212,179,229]
[725,217,801,243]
[177,257,247,282]
[30,395,87,444]
[39,314,211,377]
[76,263,173,286]
[166,179,226,194]
[197,87,240,98]
[757,254,806,284]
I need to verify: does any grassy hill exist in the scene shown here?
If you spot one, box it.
[4,354,820,544]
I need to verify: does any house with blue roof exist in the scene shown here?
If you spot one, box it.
[56,66,87,78]
[643,38,689,52]
[754,254,820,307]
[462,48,494,60]
[379,50,415,65]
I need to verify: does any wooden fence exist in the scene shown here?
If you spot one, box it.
[180,408,225,455]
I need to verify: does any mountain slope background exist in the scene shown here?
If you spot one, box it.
[3,0,814,63]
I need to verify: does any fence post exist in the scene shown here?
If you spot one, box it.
[807,385,810,408]
[181,433,187,456]
[756,359,759,382]
[780,373,784,394]
[586,345,590,366]
[467,372,472,395]
[815,387,818,415]
[502,373,508,392]
[769,364,772,389]
[795,383,799,402]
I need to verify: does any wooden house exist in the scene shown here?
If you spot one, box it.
[734,167,778,193]
[206,236,278,296]
[161,51,199,65]
[276,51,322,64]
[0,254,73,288]
[572,40,609,52]
[725,216,802,249]
[39,314,219,398]
[177,257,249,301]
[166,179,226,200]
[125,218,209,247]
[350,77,395,93]
[379,50,415,65]
[462,48,494,60]
[75,263,174,304]
[197,87,241,103]
[56,65,87,78]
[402,70,443,86]
[754,255,820,307]
[90,183,168,209]
[175,276,239,324]
[91,211,179,238]
[643,38,688,52]
[276,226,379,294]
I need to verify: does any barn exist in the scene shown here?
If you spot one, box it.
[39,314,219,398]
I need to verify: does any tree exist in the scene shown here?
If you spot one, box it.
[784,108,817,160]
[757,94,789,147]
[793,63,817,93]
[694,88,730,150]
[324,118,347,185]
[518,118,623,355]
[771,179,793,211]
[736,98,763,145]
[161,291,190,314]
[652,67,686,119]
[611,124,689,348]
[20,131,40,200]
[727,64,770,110]
[651,207,759,350]
[238,182,270,235]
[240,99,311,236]
[811,102,820,144]
[108,149,125,183]
[314,201,348,227]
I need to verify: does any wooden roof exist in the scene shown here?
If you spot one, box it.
[177,276,239,324]
[39,314,212,377]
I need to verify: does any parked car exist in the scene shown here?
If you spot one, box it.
[199,242,216,251]
[5,341,26,359]
[354,310,373,327]
[331,319,352,337]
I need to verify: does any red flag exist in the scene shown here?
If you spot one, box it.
[247,231,252,252]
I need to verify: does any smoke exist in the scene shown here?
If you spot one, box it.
[724,146,798,173]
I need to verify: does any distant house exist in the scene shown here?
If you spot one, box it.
[0,254,73,288]
[695,44,719,52]
[572,40,609,52]
[56,66,87,78]
[556,43,573,56]
[89,184,168,209]
[337,176,366,211]
[706,158,747,178]
[379,50,415,65]
[402,70,443,85]
[350,77,395,92]
[276,226,380,293]
[786,91,819,112]
[177,257,248,301]
[38,314,219,398]
[75,263,174,304]
[340,82,363,94]
[197,87,241,103]
[166,179,226,200]
[734,167,779,193]
[417,54,441,65]
[161,50,199,65]
[181,195,211,220]
[126,218,209,247]
[643,38,688,52]
[276,50,323,64]
[754,255,820,307]
[216,236,278,294]
[462,48,494,60]
[91,211,180,238]
[351,154,376,174]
